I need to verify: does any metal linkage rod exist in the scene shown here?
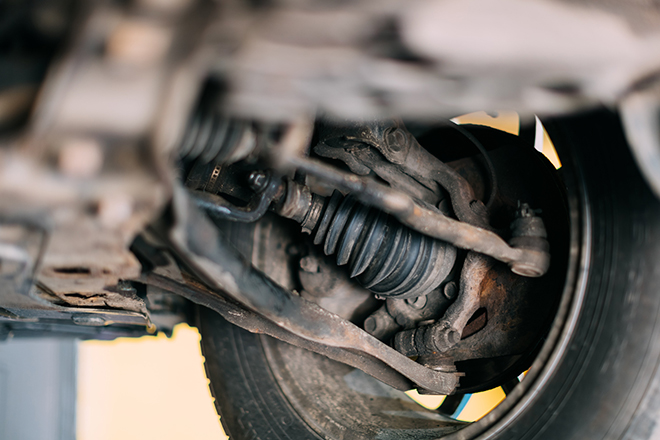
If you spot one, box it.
[284,154,549,277]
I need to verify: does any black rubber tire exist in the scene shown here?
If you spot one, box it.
[198,109,660,440]
[198,307,324,440]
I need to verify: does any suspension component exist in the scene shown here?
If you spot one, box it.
[393,252,492,356]
[277,183,457,299]
[364,284,457,341]
[508,203,550,277]
[179,88,259,165]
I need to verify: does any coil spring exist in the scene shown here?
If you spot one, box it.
[179,102,257,165]
[311,191,457,299]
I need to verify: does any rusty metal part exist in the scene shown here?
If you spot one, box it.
[42,279,150,321]
[274,178,315,225]
[445,257,565,392]
[315,119,488,227]
[0,221,154,331]
[364,286,456,341]
[298,253,378,323]
[314,119,489,228]
[161,190,460,394]
[0,0,226,335]
[281,152,550,277]
[508,203,551,277]
[270,132,566,393]
[436,119,499,209]
[314,136,442,206]
[145,270,417,391]
[393,252,493,356]
[279,188,457,299]
[363,306,400,341]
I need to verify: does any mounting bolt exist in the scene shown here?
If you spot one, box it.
[299,256,320,273]
[393,321,462,357]
[363,306,399,340]
[431,323,461,350]
[247,171,268,192]
[364,316,378,334]
[385,128,407,152]
[405,295,427,310]
[443,282,458,301]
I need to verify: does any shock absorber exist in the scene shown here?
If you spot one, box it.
[277,182,457,300]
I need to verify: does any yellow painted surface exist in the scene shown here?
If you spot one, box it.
[405,389,445,410]
[452,110,520,135]
[457,387,507,422]
[452,110,561,169]
[77,324,228,440]
[540,125,562,169]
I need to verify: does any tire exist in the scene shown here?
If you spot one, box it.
[197,109,660,440]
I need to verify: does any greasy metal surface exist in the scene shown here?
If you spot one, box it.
[146,271,415,391]
[298,252,377,323]
[393,252,493,356]
[283,151,549,277]
[163,190,460,393]
[445,138,569,392]
[364,286,456,341]
[316,120,489,227]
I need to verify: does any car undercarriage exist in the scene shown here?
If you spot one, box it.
[4,0,660,439]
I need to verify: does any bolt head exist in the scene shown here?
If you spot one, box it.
[299,256,320,273]
[431,323,461,351]
[405,295,427,310]
[247,171,268,192]
[364,316,377,333]
[448,329,461,345]
[443,282,458,300]
[385,128,407,152]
